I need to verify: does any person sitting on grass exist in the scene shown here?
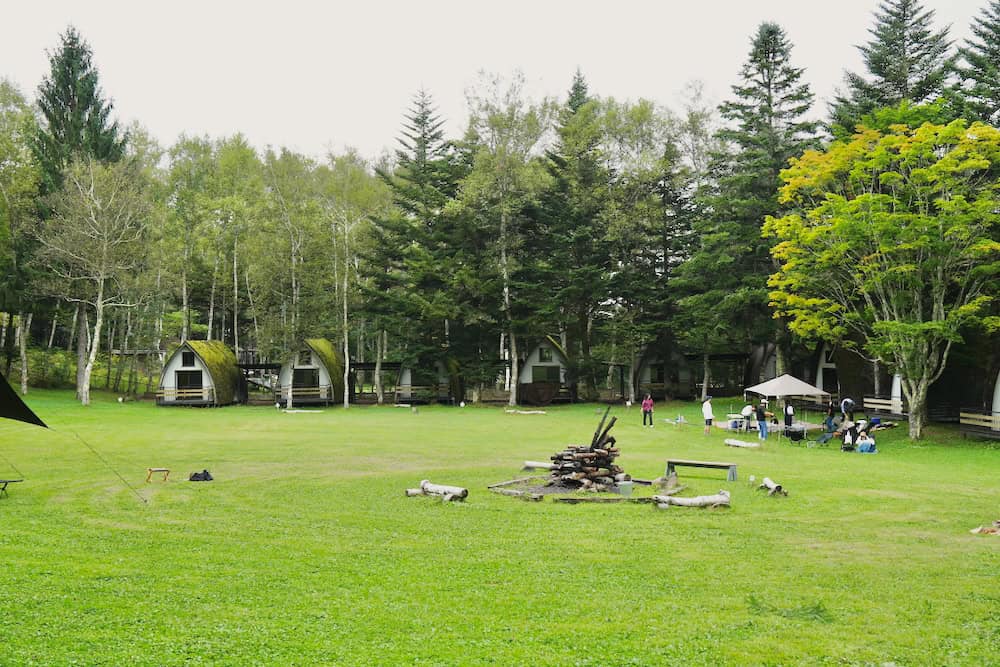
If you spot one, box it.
[641,394,654,428]
[856,432,877,453]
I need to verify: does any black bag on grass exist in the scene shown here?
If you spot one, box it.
[189,469,214,482]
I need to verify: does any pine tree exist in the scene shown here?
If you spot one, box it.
[33,26,126,193]
[955,0,1000,123]
[830,0,953,135]
[365,90,469,397]
[674,22,818,389]
[529,69,610,400]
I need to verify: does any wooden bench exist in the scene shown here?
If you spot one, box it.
[0,479,23,497]
[145,468,170,482]
[665,459,737,481]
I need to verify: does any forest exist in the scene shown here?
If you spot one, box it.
[1,0,998,439]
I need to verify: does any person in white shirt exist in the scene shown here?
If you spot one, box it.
[784,402,794,428]
[702,396,714,435]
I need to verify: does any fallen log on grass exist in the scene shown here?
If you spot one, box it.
[654,490,730,509]
[725,438,760,449]
[417,480,469,502]
[489,487,543,501]
[522,460,557,471]
[649,486,687,502]
[405,488,425,497]
[488,475,549,489]
[759,477,788,497]
[553,496,625,504]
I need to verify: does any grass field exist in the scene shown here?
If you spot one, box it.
[0,391,998,666]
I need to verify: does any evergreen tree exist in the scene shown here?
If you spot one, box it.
[33,26,126,194]
[674,22,818,390]
[529,69,610,400]
[955,0,1000,124]
[830,0,953,136]
[365,90,469,398]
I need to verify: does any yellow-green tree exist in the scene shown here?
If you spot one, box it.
[765,118,1000,439]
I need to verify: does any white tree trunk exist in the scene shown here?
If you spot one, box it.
[701,353,711,401]
[80,282,107,406]
[18,312,32,394]
[374,328,385,405]
[181,264,189,343]
[207,256,218,341]
[232,234,239,353]
[47,308,58,349]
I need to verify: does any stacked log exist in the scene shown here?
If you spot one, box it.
[545,407,629,492]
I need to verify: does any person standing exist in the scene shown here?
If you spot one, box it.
[840,396,855,422]
[740,401,754,432]
[784,401,794,428]
[641,394,654,427]
[824,401,836,432]
[701,395,714,435]
[756,401,769,440]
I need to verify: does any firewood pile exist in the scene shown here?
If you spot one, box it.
[545,408,630,492]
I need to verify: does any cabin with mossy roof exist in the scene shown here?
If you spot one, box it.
[157,340,242,406]
[276,338,345,406]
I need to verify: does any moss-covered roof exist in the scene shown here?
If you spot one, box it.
[305,338,345,403]
[185,340,241,405]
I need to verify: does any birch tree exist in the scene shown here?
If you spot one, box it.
[460,72,555,406]
[34,158,150,405]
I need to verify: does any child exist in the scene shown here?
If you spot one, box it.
[702,396,715,435]
[641,394,654,427]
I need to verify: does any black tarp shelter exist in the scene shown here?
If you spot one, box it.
[0,371,46,428]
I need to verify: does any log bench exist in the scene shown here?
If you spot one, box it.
[665,459,737,482]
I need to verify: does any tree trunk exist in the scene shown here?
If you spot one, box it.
[0,312,7,349]
[76,304,88,400]
[627,350,637,404]
[508,330,519,406]
[903,377,929,440]
[342,252,351,410]
[113,310,132,392]
[47,307,59,349]
[105,317,116,389]
[181,263,189,343]
[374,328,385,405]
[18,312,32,394]
[67,304,78,352]
[232,234,239,353]
[207,255,218,341]
[245,269,260,350]
[873,359,882,396]
[701,353,711,401]
[80,282,107,406]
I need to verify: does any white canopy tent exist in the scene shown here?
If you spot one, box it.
[744,374,829,399]
[743,374,829,439]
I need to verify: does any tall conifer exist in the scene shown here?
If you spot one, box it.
[33,26,125,193]
[956,0,1000,123]
[830,0,953,135]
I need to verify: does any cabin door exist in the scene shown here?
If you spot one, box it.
[293,368,319,388]
[175,370,203,399]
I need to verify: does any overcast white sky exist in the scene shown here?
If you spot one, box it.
[0,1,986,161]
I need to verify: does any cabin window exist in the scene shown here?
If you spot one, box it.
[652,365,665,383]
[532,365,560,383]
[298,350,311,366]
[824,346,836,364]
[182,351,195,367]
[175,370,203,390]
[538,347,553,362]
[293,368,319,388]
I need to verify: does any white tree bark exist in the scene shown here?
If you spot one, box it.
[18,312,31,394]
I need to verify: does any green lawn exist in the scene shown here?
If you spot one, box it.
[0,391,997,665]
